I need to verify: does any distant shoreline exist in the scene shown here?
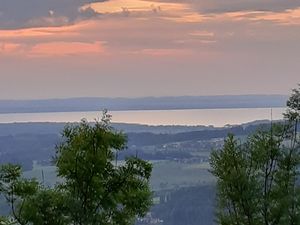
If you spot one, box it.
[0,95,287,114]
[0,108,286,127]
[0,119,280,136]
[0,105,285,115]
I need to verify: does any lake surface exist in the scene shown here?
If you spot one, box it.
[0,108,286,127]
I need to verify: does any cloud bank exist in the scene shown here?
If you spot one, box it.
[0,0,104,29]
[0,0,300,99]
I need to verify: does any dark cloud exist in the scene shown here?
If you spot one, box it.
[0,0,104,29]
[1,0,299,29]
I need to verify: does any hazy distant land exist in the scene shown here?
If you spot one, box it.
[0,120,296,224]
[0,95,287,114]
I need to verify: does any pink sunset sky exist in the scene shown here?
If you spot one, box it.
[0,0,299,99]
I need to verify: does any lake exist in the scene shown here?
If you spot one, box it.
[0,107,286,127]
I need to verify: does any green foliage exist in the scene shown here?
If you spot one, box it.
[0,112,153,225]
[0,164,39,225]
[20,189,69,225]
[210,85,300,225]
[55,114,152,225]
[285,84,300,121]
[0,217,17,225]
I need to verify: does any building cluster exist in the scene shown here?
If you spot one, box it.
[137,213,163,225]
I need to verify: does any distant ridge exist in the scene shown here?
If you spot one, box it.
[0,95,287,114]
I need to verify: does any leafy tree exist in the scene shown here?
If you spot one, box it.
[0,164,38,225]
[0,217,17,225]
[0,112,153,225]
[19,189,69,225]
[210,85,300,225]
[55,113,153,225]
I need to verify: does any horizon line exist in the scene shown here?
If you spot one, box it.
[0,94,289,102]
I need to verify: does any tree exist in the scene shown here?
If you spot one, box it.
[55,113,153,225]
[210,85,300,225]
[0,112,153,225]
[0,164,39,225]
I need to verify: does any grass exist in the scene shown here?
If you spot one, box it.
[151,161,215,191]
[23,160,215,191]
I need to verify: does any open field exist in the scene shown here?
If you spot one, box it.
[151,161,214,191]
[24,160,215,192]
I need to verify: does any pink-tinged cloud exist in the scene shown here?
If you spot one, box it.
[0,21,91,41]
[126,48,193,57]
[213,8,300,25]
[0,42,26,56]
[82,0,205,23]
[29,41,105,57]
[189,30,214,37]
[0,0,300,100]
[250,8,300,25]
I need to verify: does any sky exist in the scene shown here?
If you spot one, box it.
[0,0,300,99]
